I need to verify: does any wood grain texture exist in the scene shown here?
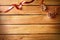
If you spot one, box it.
[0,15,60,24]
[0,34,60,40]
[0,6,60,14]
[0,0,40,5]
[0,0,60,5]
[0,6,45,14]
[44,0,60,5]
[0,0,60,40]
[0,25,60,34]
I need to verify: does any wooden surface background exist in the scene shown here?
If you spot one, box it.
[0,0,60,40]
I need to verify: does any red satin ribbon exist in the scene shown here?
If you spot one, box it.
[0,0,34,13]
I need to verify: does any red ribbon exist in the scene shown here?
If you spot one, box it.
[0,0,34,13]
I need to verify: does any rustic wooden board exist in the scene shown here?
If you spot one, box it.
[0,6,45,14]
[0,0,60,40]
[45,0,60,5]
[0,34,60,40]
[0,0,60,5]
[0,15,60,24]
[0,25,60,34]
[0,6,60,14]
[0,0,40,5]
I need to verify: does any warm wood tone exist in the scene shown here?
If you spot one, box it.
[0,6,45,14]
[0,6,60,14]
[0,0,60,40]
[44,0,60,5]
[0,0,60,5]
[0,34,60,40]
[0,15,60,24]
[0,0,40,5]
[0,25,60,34]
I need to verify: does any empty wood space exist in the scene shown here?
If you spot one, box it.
[0,15,60,24]
[0,25,60,34]
[0,34,60,40]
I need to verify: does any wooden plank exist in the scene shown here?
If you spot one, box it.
[0,0,40,5]
[0,25,60,34]
[0,6,45,14]
[0,34,60,40]
[45,0,60,5]
[0,15,60,24]
[0,6,60,14]
[0,0,60,5]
